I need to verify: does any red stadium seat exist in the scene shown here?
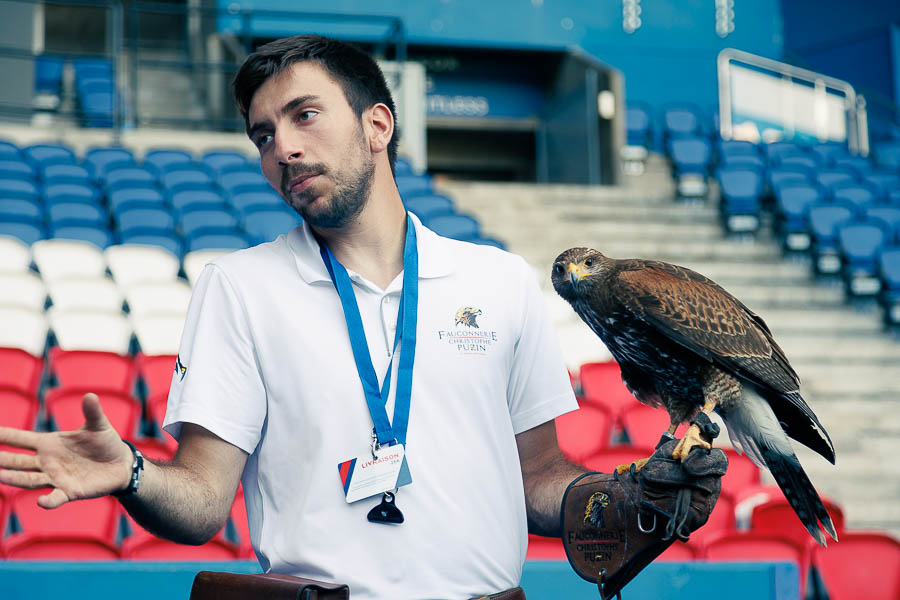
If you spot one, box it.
[230,489,253,558]
[134,437,176,462]
[690,491,736,545]
[0,387,39,431]
[619,403,687,447]
[136,353,176,399]
[9,489,120,543]
[526,534,567,560]
[2,533,120,560]
[121,532,241,560]
[578,361,639,417]
[555,402,614,463]
[48,348,136,393]
[44,387,140,438]
[700,530,812,596]
[738,484,845,546]
[582,445,656,473]
[146,391,171,433]
[812,531,900,600]
[0,347,43,395]
[719,449,761,496]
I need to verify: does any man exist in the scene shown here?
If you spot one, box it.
[0,36,724,599]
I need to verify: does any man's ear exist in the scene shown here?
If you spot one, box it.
[365,103,394,154]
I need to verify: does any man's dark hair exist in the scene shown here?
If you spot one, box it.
[233,34,399,173]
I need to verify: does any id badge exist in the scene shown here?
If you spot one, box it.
[337,444,412,503]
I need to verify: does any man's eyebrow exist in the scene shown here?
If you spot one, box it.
[247,95,320,140]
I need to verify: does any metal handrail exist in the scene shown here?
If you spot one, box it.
[717,47,868,155]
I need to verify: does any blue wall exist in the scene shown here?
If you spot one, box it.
[219,0,782,120]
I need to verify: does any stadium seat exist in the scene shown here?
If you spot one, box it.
[866,206,900,239]
[668,137,712,198]
[124,280,192,318]
[229,489,253,558]
[0,178,40,202]
[777,154,818,173]
[137,353,177,399]
[808,203,855,275]
[47,347,136,393]
[0,139,21,158]
[815,170,857,197]
[719,153,765,170]
[554,402,614,463]
[34,54,65,97]
[526,534,566,560]
[0,198,43,222]
[201,150,249,175]
[863,172,900,201]
[72,57,112,80]
[242,207,301,244]
[47,201,107,228]
[81,90,116,128]
[873,141,900,170]
[2,533,120,560]
[700,530,812,595]
[220,170,269,196]
[120,519,239,560]
[690,491,737,545]
[662,105,703,140]
[719,448,761,494]
[0,348,43,396]
[43,182,102,206]
[395,175,433,198]
[768,166,813,193]
[0,235,32,274]
[762,141,804,165]
[41,163,93,186]
[45,276,124,312]
[8,488,120,541]
[404,194,455,221]
[424,214,480,240]
[45,387,139,437]
[0,271,46,310]
[0,387,40,431]
[48,307,132,354]
[105,243,181,289]
[229,189,283,213]
[812,531,900,600]
[0,219,45,246]
[581,445,657,473]
[170,189,228,213]
[622,103,652,172]
[394,156,414,176]
[108,187,166,213]
[116,206,176,236]
[104,166,158,191]
[119,229,184,258]
[578,361,638,417]
[22,143,76,167]
[49,222,114,249]
[183,249,230,285]
[186,230,251,252]
[880,248,900,325]
[839,221,888,296]
[161,168,215,194]
[832,183,877,214]
[832,155,872,178]
[736,483,845,545]
[774,184,822,252]
[32,238,107,282]
[143,149,194,174]
[619,403,685,447]
[0,306,49,357]
[0,158,37,181]
[84,147,135,176]
[808,142,848,167]
[179,207,240,238]
[716,166,764,232]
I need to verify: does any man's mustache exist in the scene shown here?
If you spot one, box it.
[281,162,329,196]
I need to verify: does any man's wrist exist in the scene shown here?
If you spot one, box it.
[112,439,144,497]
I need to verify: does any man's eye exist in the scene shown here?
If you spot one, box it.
[298,110,318,121]
[255,134,273,149]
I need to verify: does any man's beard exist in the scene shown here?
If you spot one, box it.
[280,148,374,229]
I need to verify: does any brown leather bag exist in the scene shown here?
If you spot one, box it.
[189,571,349,600]
[561,438,727,600]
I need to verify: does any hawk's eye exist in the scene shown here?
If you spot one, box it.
[585,258,594,267]
[552,264,564,276]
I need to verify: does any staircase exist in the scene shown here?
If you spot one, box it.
[437,154,900,538]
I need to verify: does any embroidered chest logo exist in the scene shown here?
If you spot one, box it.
[175,354,187,381]
[438,306,499,355]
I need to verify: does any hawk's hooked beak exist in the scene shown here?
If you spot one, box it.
[567,263,582,286]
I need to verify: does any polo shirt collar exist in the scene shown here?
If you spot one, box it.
[288,211,454,285]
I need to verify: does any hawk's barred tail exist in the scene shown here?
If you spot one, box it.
[761,448,837,546]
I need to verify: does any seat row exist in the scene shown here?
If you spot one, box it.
[34,55,118,127]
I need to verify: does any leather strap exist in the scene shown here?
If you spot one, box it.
[470,587,526,600]
[189,571,349,600]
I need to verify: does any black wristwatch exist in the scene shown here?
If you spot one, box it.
[113,439,144,497]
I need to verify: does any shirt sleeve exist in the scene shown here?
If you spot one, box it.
[162,263,267,454]
[506,256,578,434]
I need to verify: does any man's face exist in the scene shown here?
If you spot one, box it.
[247,61,374,229]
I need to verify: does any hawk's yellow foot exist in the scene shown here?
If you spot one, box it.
[614,457,650,475]
[671,423,711,461]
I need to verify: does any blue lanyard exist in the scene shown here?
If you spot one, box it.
[317,214,418,447]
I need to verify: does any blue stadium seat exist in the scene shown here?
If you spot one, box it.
[72,57,113,80]
[180,208,239,237]
[186,230,250,252]
[81,90,115,128]
[717,139,759,160]
[762,141,803,165]
[625,104,652,149]
[404,194,455,221]
[775,183,823,251]
[662,105,703,140]
[229,190,283,213]
[778,155,818,172]
[839,221,888,296]
[832,155,873,178]
[720,154,765,170]
[108,188,166,213]
[22,143,76,167]
[50,222,113,248]
[873,141,900,171]
[878,249,900,325]
[201,151,249,175]
[242,207,301,244]
[43,183,101,206]
[34,55,65,96]
[0,198,43,222]
[890,189,900,207]
[104,167,158,191]
[394,157,414,176]
[0,179,40,202]
[171,189,227,213]
[0,219,46,245]
[0,140,22,159]
[116,207,176,236]
[863,172,900,202]
[220,170,269,196]
[809,203,855,275]
[769,166,812,193]
[865,206,900,241]
[395,175,433,199]
[41,163,93,186]
[161,168,214,194]
[809,142,849,167]
[716,167,764,233]
[668,137,712,198]
[85,147,135,177]
[0,158,37,182]
[48,202,107,227]
[816,170,857,197]
[832,183,877,215]
[143,149,194,174]
[119,229,183,258]
[424,214,480,240]
[76,76,114,96]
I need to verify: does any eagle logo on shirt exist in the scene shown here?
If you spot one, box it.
[175,354,187,381]
[455,307,482,328]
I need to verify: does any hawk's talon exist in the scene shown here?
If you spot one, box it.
[671,424,712,461]
[614,457,650,475]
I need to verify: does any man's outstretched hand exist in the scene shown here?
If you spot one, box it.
[0,393,133,508]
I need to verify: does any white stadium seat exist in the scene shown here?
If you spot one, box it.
[0,236,33,274]
[124,280,192,318]
[182,249,231,286]
[0,305,49,356]
[105,244,182,289]
[46,277,125,313]
[0,272,46,310]
[48,307,133,354]
[132,313,185,356]
[32,239,107,283]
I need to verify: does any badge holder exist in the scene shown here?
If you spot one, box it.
[367,491,404,524]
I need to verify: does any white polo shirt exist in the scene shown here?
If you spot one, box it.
[163,214,577,600]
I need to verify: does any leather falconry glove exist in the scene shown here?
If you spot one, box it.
[561,434,728,600]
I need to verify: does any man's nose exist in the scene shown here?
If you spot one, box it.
[275,132,304,165]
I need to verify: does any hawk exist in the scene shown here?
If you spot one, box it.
[455,307,482,328]
[551,247,837,545]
